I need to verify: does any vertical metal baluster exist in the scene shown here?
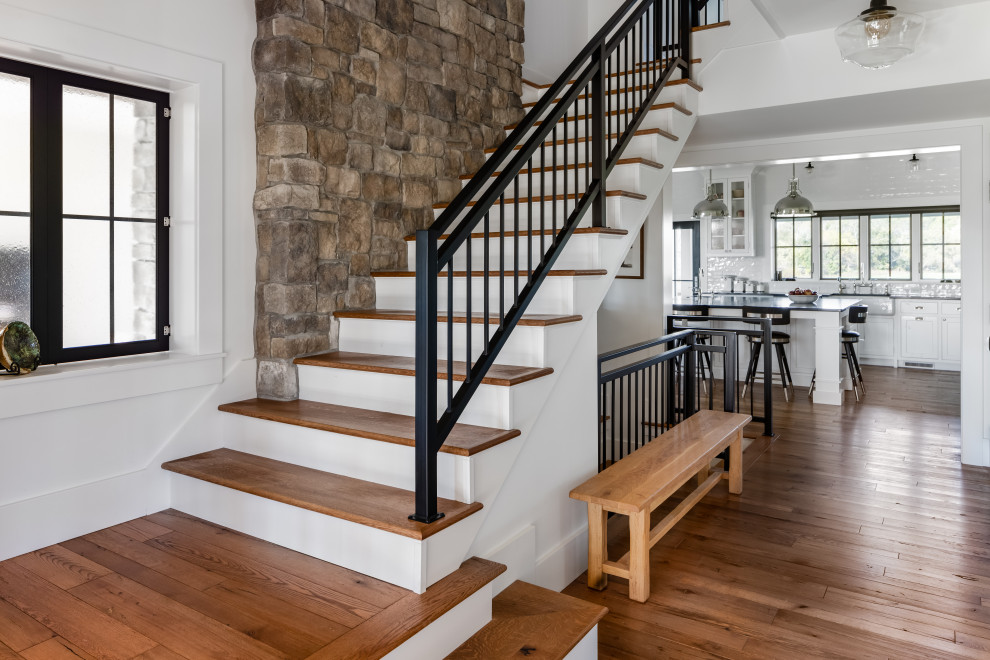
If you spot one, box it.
[552,126,558,236]
[540,142,546,256]
[654,362,659,434]
[513,180,519,301]
[573,101,579,213]
[618,378,625,460]
[527,158,533,275]
[584,83,590,197]
[599,382,604,471]
[606,56,612,155]
[484,211,490,353]
[500,194,505,324]
[610,379,616,465]
[626,34,631,136]
[563,112,569,223]
[465,235,472,384]
[447,268,453,412]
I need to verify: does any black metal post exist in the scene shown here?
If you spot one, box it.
[723,332,736,413]
[411,230,444,523]
[684,331,697,417]
[761,318,774,437]
[591,44,607,228]
[679,0,693,79]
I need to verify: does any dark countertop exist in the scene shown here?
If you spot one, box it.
[678,295,863,312]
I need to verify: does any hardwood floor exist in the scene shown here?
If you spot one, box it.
[563,365,989,659]
[0,509,503,659]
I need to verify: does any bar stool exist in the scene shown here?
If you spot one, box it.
[810,304,868,401]
[740,306,794,402]
[671,304,713,395]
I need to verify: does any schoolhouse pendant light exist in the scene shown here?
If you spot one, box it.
[692,169,728,220]
[771,164,815,219]
[835,0,926,70]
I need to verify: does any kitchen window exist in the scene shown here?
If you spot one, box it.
[0,56,169,364]
[820,215,860,280]
[920,211,961,280]
[774,218,813,279]
[868,214,912,280]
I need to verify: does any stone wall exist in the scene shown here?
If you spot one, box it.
[253,0,525,398]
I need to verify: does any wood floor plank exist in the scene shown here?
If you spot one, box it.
[19,637,96,660]
[11,546,110,591]
[0,598,54,653]
[68,573,286,660]
[0,562,157,659]
[0,641,21,660]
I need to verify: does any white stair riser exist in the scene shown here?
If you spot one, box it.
[434,195,648,235]
[408,226,619,273]
[384,586,494,660]
[461,161,654,202]
[222,413,523,505]
[297,363,554,429]
[510,105,683,144]
[168,473,473,593]
[340,317,552,368]
[375,273,581,316]
[520,76,690,106]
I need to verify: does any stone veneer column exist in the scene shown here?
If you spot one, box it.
[253,0,525,398]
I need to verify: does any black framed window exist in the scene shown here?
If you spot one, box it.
[921,211,961,280]
[774,218,812,279]
[820,215,860,280]
[0,56,169,364]
[869,214,911,280]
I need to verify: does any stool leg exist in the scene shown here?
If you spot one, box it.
[587,503,608,591]
[780,344,795,392]
[808,369,816,398]
[774,344,791,403]
[741,342,761,399]
[844,344,860,402]
[850,342,866,394]
[628,509,651,603]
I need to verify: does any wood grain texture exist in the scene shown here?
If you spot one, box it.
[161,449,481,540]
[460,158,663,179]
[446,580,607,659]
[218,398,520,457]
[293,351,554,387]
[372,268,609,278]
[504,101,693,130]
[434,190,647,209]
[565,367,990,659]
[403,227,628,241]
[569,410,752,513]
[333,309,582,327]
[0,513,505,660]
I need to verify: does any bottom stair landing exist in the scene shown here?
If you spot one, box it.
[0,510,504,659]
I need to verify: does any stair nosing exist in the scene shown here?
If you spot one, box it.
[504,101,692,131]
[294,351,554,387]
[458,157,663,181]
[161,448,481,540]
[404,227,628,242]
[335,309,583,328]
[218,398,521,457]
[372,268,607,278]
[433,190,647,210]
[484,127,677,154]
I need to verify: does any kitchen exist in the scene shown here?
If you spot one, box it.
[669,149,962,405]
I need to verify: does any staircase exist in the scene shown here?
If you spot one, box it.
[162,1,703,656]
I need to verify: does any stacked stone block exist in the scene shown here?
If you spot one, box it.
[254,0,525,398]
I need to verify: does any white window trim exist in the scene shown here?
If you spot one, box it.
[0,6,224,419]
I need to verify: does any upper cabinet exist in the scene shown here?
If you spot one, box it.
[705,175,754,257]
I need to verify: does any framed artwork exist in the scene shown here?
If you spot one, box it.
[617,226,645,279]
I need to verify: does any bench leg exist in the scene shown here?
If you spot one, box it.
[587,503,608,591]
[697,464,710,487]
[729,429,743,495]
[628,509,651,603]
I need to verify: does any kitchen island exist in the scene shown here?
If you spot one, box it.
[674,294,864,405]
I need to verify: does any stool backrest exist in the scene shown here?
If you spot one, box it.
[849,305,868,324]
[742,306,790,325]
[672,304,709,316]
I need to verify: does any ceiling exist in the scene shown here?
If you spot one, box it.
[752,0,988,37]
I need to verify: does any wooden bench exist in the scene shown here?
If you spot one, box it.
[569,410,751,603]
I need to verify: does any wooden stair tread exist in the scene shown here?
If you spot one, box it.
[161,449,481,540]
[459,157,662,180]
[294,351,554,387]
[335,309,582,327]
[218,398,520,457]
[505,101,692,130]
[485,127,676,154]
[693,20,730,32]
[433,190,647,209]
[372,269,607,278]
[312,557,505,660]
[404,227,628,241]
[522,79,702,107]
[528,60,702,88]
[446,580,607,659]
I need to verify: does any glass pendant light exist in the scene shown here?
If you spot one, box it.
[771,164,815,219]
[835,0,926,70]
[692,169,728,220]
[908,154,921,172]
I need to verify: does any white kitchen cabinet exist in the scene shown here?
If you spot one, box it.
[900,315,940,361]
[705,175,753,257]
[941,316,962,361]
[859,317,895,359]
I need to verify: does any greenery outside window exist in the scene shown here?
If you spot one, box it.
[869,214,912,280]
[820,215,860,280]
[921,211,961,280]
[774,218,813,279]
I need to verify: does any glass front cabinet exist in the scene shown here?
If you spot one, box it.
[704,174,753,256]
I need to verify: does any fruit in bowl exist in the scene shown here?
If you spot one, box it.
[787,288,819,303]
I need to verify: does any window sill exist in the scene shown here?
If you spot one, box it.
[0,351,225,420]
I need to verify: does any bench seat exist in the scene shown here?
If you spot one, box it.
[570,410,751,602]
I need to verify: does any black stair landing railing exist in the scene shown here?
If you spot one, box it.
[411,0,697,523]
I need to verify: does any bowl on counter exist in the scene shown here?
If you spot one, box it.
[787,293,820,304]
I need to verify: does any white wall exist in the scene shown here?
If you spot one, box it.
[0,0,258,560]
[523,0,589,82]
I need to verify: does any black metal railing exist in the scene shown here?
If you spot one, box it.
[411,0,695,522]
[666,315,775,437]
[597,329,739,472]
[693,0,724,26]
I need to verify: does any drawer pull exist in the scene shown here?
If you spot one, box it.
[916,317,925,321]
[915,306,924,310]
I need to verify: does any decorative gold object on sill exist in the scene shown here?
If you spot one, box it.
[0,321,41,374]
